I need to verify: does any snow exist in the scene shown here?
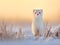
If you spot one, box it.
[0,24,60,45]
[0,37,60,45]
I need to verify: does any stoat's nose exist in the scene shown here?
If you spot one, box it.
[37,14,39,16]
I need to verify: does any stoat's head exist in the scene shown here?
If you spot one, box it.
[33,9,43,17]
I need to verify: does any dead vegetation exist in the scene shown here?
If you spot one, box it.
[0,21,60,40]
[44,22,60,39]
[0,21,24,40]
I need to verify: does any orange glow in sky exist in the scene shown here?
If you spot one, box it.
[0,0,60,23]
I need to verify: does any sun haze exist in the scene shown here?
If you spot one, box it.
[0,0,60,23]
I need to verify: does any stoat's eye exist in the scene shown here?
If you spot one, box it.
[35,12,36,14]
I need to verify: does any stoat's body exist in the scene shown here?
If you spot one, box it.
[32,9,45,37]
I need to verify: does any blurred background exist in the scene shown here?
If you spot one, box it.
[0,0,60,24]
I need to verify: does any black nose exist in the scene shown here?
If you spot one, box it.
[37,14,39,15]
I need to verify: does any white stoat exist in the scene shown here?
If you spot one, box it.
[32,9,45,38]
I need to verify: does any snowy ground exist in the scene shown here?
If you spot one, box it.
[0,37,60,45]
[0,23,60,45]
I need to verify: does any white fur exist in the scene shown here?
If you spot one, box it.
[32,9,45,36]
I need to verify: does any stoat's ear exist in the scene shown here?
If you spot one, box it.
[41,9,43,13]
[41,9,43,12]
[33,9,35,13]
